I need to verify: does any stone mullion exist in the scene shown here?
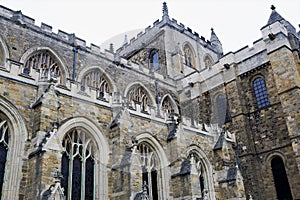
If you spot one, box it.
[67,151,74,200]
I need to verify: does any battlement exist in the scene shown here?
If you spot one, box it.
[0,5,106,55]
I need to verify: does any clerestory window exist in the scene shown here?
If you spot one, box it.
[216,95,230,124]
[253,77,270,109]
[24,51,61,81]
[81,70,111,100]
[128,86,152,113]
[61,129,96,200]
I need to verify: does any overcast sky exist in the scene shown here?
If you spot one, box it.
[0,0,299,53]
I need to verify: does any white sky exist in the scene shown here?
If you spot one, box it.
[0,0,299,53]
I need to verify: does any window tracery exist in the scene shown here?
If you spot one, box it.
[183,44,195,68]
[189,152,208,199]
[137,142,159,200]
[23,51,61,81]
[81,70,112,100]
[128,86,152,113]
[61,129,96,200]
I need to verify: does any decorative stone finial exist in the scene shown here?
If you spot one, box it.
[271,5,276,10]
[163,2,168,16]
[211,28,214,32]
[123,34,128,45]
[109,43,114,52]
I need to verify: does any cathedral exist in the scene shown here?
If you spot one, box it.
[0,2,299,200]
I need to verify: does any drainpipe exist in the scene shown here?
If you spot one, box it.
[155,80,160,116]
[72,47,78,80]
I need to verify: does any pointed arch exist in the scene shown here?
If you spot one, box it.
[77,66,117,92]
[0,36,10,69]
[135,132,170,200]
[124,82,156,113]
[182,42,196,68]
[77,66,116,100]
[0,95,28,200]
[56,117,109,199]
[204,54,214,68]
[20,46,69,84]
[160,94,179,119]
[186,145,216,200]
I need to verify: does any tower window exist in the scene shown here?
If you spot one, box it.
[151,52,159,71]
[253,77,270,109]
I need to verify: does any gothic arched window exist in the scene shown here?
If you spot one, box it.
[271,156,293,200]
[150,51,159,71]
[204,55,214,68]
[0,119,9,198]
[128,86,152,113]
[216,94,230,124]
[24,50,61,81]
[81,70,112,100]
[253,77,270,109]
[61,129,96,200]
[189,152,209,199]
[137,142,159,200]
[183,44,195,68]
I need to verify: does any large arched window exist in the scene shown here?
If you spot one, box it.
[137,142,159,200]
[216,94,230,124]
[271,156,293,200]
[253,77,270,109]
[81,70,112,100]
[0,118,9,198]
[61,129,96,200]
[183,44,195,68]
[23,50,62,81]
[128,85,152,113]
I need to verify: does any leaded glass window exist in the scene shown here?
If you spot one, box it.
[61,129,96,200]
[81,70,111,100]
[24,51,61,80]
[216,95,230,124]
[253,77,270,109]
[0,44,4,67]
[138,142,159,200]
[128,86,152,113]
[0,119,9,198]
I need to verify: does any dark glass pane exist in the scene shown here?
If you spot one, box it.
[271,157,293,200]
[61,153,69,198]
[85,157,94,200]
[142,167,149,195]
[0,144,7,198]
[151,170,158,200]
[71,156,82,200]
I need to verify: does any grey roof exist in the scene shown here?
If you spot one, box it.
[213,133,224,151]
[267,6,285,25]
[171,158,191,178]
[219,167,237,183]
